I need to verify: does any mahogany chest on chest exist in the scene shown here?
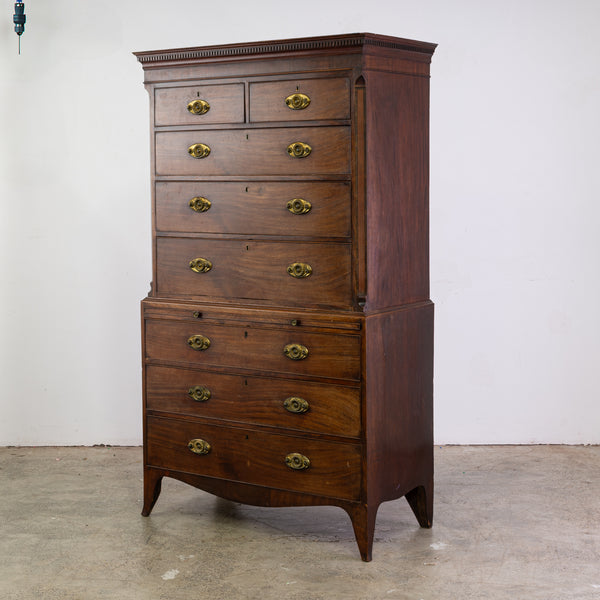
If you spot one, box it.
[135,33,436,561]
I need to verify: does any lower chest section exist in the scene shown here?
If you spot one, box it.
[142,299,363,501]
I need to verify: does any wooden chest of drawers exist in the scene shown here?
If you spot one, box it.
[135,33,436,561]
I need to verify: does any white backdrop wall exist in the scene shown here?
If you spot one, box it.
[1,1,598,445]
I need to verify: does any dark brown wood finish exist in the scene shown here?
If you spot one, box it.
[155,82,245,126]
[141,297,362,331]
[136,33,436,562]
[144,317,361,381]
[364,70,431,309]
[155,181,352,237]
[155,237,353,308]
[147,415,362,500]
[155,127,351,177]
[146,365,361,437]
[249,77,351,122]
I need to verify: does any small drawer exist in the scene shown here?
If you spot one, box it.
[155,238,352,309]
[144,318,361,381]
[155,127,350,176]
[146,416,361,500]
[250,78,350,122]
[155,181,351,238]
[146,365,361,438]
[154,83,245,126]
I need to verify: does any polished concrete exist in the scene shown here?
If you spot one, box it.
[1,445,598,599]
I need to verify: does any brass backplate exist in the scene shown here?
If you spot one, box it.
[187,334,211,351]
[287,262,312,278]
[287,142,312,158]
[287,198,312,215]
[283,343,309,361]
[188,143,211,158]
[188,385,211,402]
[283,396,310,414]
[285,93,311,110]
[187,99,210,115]
[189,257,213,273]
[285,452,310,470]
[188,438,211,455]
[189,196,212,213]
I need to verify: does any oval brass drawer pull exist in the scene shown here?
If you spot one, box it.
[285,93,311,110]
[187,99,210,115]
[283,343,308,361]
[283,396,309,414]
[286,198,312,215]
[188,385,211,402]
[189,257,212,273]
[287,142,312,158]
[285,453,310,470]
[189,196,211,213]
[188,143,211,158]
[188,438,211,455]
[187,334,211,351]
[287,262,312,278]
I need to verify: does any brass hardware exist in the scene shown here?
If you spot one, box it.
[187,334,211,351]
[189,196,211,212]
[192,311,202,319]
[287,142,312,158]
[287,262,312,278]
[187,99,210,115]
[290,319,300,326]
[285,93,311,110]
[285,453,310,470]
[188,385,211,402]
[283,343,309,361]
[188,143,211,159]
[283,396,310,414]
[189,257,213,273]
[188,439,211,455]
[286,198,312,215]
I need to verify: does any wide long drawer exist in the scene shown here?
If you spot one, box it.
[155,181,351,237]
[144,317,361,381]
[155,238,352,309]
[155,127,351,176]
[146,365,361,437]
[146,416,362,500]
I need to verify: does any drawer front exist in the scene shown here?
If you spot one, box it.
[249,78,350,122]
[155,181,351,238]
[155,127,351,176]
[147,416,361,500]
[146,365,361,437]
[154,83,245,126]
[141,299,363,333]
[156,238,352,308]
[144,319,361,381]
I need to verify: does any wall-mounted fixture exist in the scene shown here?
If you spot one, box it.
[13,1,26,54]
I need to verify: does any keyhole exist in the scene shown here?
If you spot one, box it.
[197,91,200,97]
[246,245,249,251]
[296,85,299,91]
[244,331,248,338]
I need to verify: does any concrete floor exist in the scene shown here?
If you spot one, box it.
[1,446,598,600]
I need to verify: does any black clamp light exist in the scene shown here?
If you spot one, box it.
[13,1,26,54]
